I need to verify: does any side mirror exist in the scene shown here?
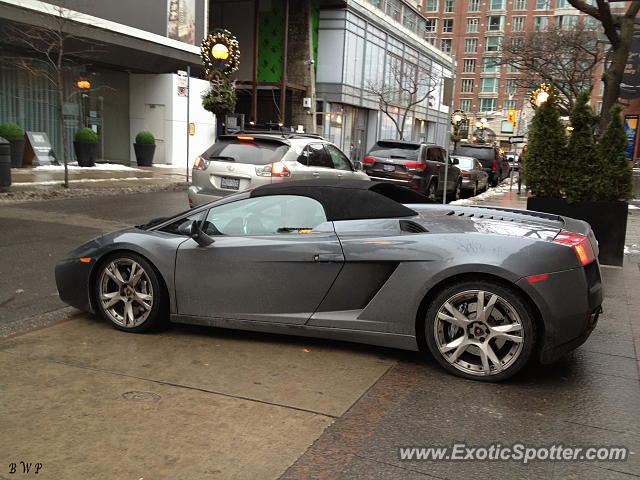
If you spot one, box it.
[178,220,214,247]
[353,160,363,171]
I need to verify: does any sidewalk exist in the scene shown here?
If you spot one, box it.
[1,163,189,202]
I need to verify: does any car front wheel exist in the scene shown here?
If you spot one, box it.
[95,253,167,333]
[424,280,536,381]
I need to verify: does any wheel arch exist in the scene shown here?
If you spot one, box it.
[414,271,545,353]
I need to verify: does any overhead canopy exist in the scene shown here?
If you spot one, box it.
[250,180,429,221]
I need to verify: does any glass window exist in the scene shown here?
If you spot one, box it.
[512,16,526,31]
[487,15,505,31]
[443,18,454,33]
[504,99,517,110]
[479,98,497,112]
[508,63,520,73]
[584,16,599,30]
[425,18,437,33]
[468,0,480,11]
[325,144,353,171]
[505,79,518,94]
[160,211,206,236]
[444,0,455,13]
[535,0,550,9]
[481,77,499,93]
[534,16,549,31]
[483,57,500,72]
[463,58,476,72]
[202,196,328,236]
[467,18,479,33]
[556,0,569,7]
[301,143,334,169]
[464,38,478,53]
[555,15,578,29]
[424,37,436,45]
[485,36,502,51]
[440,39,452,53]
[460,99,472,111]
[514,0,527,9]
[426,0,438,12]
[490,0,506,10]
[202,139,288,165]
[426,147,444,162]
[461,79,474,93]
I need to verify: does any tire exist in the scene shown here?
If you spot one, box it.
[447,181,462,202]
[425,180,437,202]
[423,280,537,382]
[490,175,498,188]
[95,252,168,333]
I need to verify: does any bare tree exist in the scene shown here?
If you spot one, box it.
[568,0,640,129]
[499,24,603,115]
[367,61,441,140]
[1,2,98,187]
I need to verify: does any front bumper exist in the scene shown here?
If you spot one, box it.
[55,256,95,313]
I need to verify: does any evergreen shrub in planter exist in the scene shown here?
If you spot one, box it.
[73,128,98,167]
[133,131,156,166]
[0,123,25,168]
[525,90,632,266]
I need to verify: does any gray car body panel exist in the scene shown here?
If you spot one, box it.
[55,192,602,363]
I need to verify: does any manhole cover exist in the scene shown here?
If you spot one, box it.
[121,391,161,403]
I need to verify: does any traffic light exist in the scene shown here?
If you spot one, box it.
[507,110,516,123]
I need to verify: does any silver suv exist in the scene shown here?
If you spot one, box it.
[188,133,369,207]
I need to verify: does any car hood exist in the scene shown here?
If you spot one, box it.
[406,204,567,241]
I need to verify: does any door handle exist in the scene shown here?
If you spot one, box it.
[313,253,344,262]
[312,172,320,177]
[337,173,344,178]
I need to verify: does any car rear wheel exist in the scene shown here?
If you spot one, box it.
[95,253,167,333]
[425,180,437,202]
[447,181,461,202]
[424,280,536,381]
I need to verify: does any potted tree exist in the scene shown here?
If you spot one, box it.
[133,131,156,166]
[0,122,25,168]
[73,128,98,167]
[526,89,632,266]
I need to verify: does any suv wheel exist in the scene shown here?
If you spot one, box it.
[426,181,437,202]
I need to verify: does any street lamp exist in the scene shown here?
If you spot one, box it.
[211,43,229,60]
[475,117,488,141]
[76,78,91,89]
[530,84,554,108]
[450,109,467,150]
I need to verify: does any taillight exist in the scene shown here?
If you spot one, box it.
[237,136,255,141]
[462,173,472,178]
[193,156,208,170]
[492,159,498,171]
[363,156,376,164]
[553,232,596,266]
[404,162,426,169]
[255,162,291,177]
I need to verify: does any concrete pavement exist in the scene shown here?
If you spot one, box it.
[1,186,640,479]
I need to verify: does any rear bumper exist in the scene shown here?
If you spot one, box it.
[516,261,603,364]
[188,185,225,207]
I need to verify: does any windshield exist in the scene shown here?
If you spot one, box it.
[369,142,420,160]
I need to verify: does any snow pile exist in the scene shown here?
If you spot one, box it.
[34,163,141,172]
[450,180,518,206]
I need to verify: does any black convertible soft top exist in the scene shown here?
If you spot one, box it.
[250,180,430,221]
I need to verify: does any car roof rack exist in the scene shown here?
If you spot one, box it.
[232,130,325,141]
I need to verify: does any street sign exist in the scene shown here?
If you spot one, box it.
[509,135,525,144]
[24,132,58,167]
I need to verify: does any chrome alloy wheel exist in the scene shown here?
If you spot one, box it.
[433,290,524,376]
[98,259,154,328]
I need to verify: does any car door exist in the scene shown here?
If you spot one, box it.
[426,147,446,194]
[443,149,459,192]
[325,144,359,180]
[305,142,337,179]
[174,194,344,325]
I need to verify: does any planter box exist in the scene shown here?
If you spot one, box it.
[9,139,25,168]
[134,143,155,167]
[73,141,97,167]
[527,197,628,267]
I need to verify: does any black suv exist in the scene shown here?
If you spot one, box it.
[452,143,509,187]
[363,140,462,202]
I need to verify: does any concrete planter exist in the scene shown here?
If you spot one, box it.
[73,141,97,167]
[134,144,155,167]
[9,138,25,168]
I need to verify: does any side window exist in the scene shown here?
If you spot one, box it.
[160,211,205,235]
[325,144,353,171]
[441,149,449,164]
[420,147,428,162]
[307,143,334,169]
[427,148,443,163]
[202,195,328,236]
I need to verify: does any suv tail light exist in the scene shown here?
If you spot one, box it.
[553,232,596,266]
[255,162,291,177]
[363,156,376,164]
[404,162,426,170]
[492,159,498,171]
[193,156,208,170]
[462,173,472,178]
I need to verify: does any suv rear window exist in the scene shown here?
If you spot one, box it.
[202,139,288,165]
[369,141,420,161]
[452,145,495,165]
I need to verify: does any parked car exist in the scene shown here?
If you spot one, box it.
[451,155,489,197]
[362,140,462,202]
[505,152,519,172]
[452,143,509,187]
[188,133,369,207]
[56,180,603,382]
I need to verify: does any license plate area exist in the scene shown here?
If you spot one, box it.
[220,177,240,190]
[383,164,395,172]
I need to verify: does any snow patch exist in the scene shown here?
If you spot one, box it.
[624,244,640,254]
[34,163,141,172]
[450,181,517,206]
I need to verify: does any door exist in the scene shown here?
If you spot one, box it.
[174,195,344,324]
[304,142,336,179]
[425,147,443,192]
[443,149,458,192]
[325,144,359,180]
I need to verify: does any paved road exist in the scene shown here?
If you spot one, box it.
[0,191,189,335]
[1,189,639,479]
